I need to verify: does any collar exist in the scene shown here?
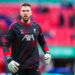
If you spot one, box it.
[20,20,32,25]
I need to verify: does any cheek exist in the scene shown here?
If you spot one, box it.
[20,13,22,16]
[28,12,32,16]
[21,13,24,16]
[20,12,24,15]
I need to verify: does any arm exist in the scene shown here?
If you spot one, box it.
[38,26,49,54]
[3,25,20,73]
[3,26,14,62]
[38,25,51,64]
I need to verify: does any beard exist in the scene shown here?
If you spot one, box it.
[22,15,30,23]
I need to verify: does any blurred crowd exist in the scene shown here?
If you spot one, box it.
[39,54,74,74]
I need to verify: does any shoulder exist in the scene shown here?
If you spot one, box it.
[31,21,40,28]
[9,21,19,30]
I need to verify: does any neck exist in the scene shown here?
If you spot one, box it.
[21,19,30,23]
[20,19,32,25]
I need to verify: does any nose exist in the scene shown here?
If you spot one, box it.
[22,11,28,15]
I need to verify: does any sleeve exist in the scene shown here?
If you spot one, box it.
[2,24,15,63]
[38,25,49,54]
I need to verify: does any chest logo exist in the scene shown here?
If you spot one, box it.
[20,30,24,34]
[22,34,34,41]
[33,28,36,33]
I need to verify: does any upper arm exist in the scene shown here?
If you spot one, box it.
[3,25,15,47]
[38,25,46,45]
[37,25,49,52]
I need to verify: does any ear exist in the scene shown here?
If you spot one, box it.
[20,10,21,16]
[31,11,32,15]
[20,7,22,16]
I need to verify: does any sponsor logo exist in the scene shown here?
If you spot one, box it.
[22,34,34,41]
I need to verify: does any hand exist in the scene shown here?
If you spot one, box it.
[44,53,51,65]
[8,60,20,73]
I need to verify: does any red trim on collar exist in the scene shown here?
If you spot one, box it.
[20,20,32,25]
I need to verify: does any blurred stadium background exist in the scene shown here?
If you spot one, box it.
[0,0,75,75]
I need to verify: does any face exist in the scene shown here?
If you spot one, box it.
[20,6,32,22]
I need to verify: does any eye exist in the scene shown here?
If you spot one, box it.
[27,10,29,12]
[22,10,25,12]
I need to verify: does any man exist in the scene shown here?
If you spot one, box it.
[3,3,51,75]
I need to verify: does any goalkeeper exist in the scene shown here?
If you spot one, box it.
[3,3,51,75]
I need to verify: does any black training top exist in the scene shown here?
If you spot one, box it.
[3,21,49,69]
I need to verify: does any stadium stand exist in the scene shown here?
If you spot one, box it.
[0,4,75,46]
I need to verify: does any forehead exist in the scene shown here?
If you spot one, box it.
[21,6,31,10]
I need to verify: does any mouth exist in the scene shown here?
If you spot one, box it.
[24,15,28,17]
[24,16,28,19]
[23,16,29,21]
[24,16,27,17]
